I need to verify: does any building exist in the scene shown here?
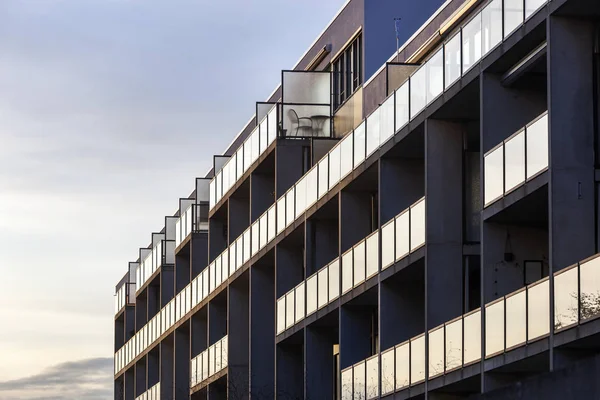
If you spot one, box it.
[113,0,600,398]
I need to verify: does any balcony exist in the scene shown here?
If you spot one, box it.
[115,264,136,315]
[175,200,209,249]
[190,336,228,388]
[136,234,175,293]
[135,382,160,400]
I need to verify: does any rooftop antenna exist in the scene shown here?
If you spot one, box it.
[394,17,402,62]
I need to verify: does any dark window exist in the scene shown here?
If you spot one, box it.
[333,35,362,110]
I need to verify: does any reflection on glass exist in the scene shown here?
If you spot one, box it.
[353,361,366,400]
[381,348,395,395]
[286,190,295,227]
[342,250,353,294]
[445,33,461,89]
[295,282,305,323]
[366,356,379,399]
[526,0,546,18]
[354,122,366,168]
[295,177,306,220]
[528,280,550,341]
[318,268,328,309]
[462,14,482,73]
[306,167,318,209]
[366,232,379,278]
[485,300,505,357]
[410,335,425,384]
[554,267,578,331]
[329,144,341,188]
[381,220,395,269]
[285,292,294,329]
[366,108,381,157]
[463,310,481,364]
[318,156,329,199]
[579,256,600,321]
[208,346,215,376]
[526,114,548,179]
[329,260,340,301]
[410,67,427,119]
[396,210,410,260]
[504,0,524,37]
[354,241,366,286]
[340,134,354,179]
[395,81,410,129]
[410,199,426,251]
[341,368,353,400]
[445,318,462,371]
[504,131,525,192]
[427,49,444,103]
[306,274,318,316]
[484,145,504,205]
[380,94,395,145]
[428,327,444,378]
[482,0,502,54]
[215,340,222,371]
[505,290,526,348]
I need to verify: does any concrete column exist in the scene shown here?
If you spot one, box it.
[424,120,464,329]
[275,245,304,297]
[115,317,125,351]
[161,267,175,308]
[174,327,190,400]
[125,307,135,341]
[275,142,306,197]
[339,306,372,368]
[305,326,335,400]
[379,157,424,223]
[191,233,209,279]
[148,284,160,319]
[208,298,227,344]
[250,172,274,222]
[136,293,148,332]
[160,335,174,400]
[276,343,303,400]
[175,252,191,293]
[250,265,275,398]
[229,273,250,399]
[135,359,147,397]
[125,369,135,400]
[191,309,208,358]
[209,218,227,262]
[229,196,250,242]
[147,349,159,388]
[340,191,373,253]
[305,218,338,276]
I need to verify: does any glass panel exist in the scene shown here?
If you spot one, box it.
[366,232,379,278]
[243,229,250,264]
[482,0,502,54]
[329,144,341,188]
[318,268,328,309]
[445,32,461,89]
[445,319,462,371]
[484,145,504,205]
[526,114,548,179]
[236,149,244,180]
[505,290,526,348]
[286,189,295,227]
[268,206,276,243]
[215,340,222,371]
[268,106,277,145]
[554,267,579,331]
[410,66,427,119]
[426,48,444,103]
[282,71,331,104]
[306,274,318,316]
[395,342,409,390]
[208,346,215,376]
[410,336,425,384]
[295,176,306,220]
[251,128,260,164]
[410,199,425,251]
[328,260,340,302]
[341,368,353,400]
[381,220,395,269]
[259,214,268,249]
[306,167,318,209]
[244,139,251,171]
[277,298,285,334]
[428,327,444,378]
[353,241,366,286]
[342,250,353,294]
[485,300,505,357]
[252,223,259,257]
[222,249,229,279]
[202,351,208,381]
[366,108,381,156]
[318,156,329,199]
[282,104,331,138]
[463,310,481,364]
[277,197,286,235]
[504,0,524,38]
[395,81,410,129]
[259,119,268,154]
[504,131,525,192]
[354,122,366,167]
[222,159,230,194]
[340,133,354,179]
[380,94,395,145]
[295,282,305,323]
[526,0,546,18]
[366,356,379,399]
[286,291,295,329]
[396,210,410,260]
[462,14,482,73]
[209,180,216,209]
[528,280,550,341]
[353,361,366,400]
[381,348,395,396]
[579,256,600,321]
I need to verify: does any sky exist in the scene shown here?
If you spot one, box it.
[0,1,345,398]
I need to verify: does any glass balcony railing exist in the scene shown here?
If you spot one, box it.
[276,199,425,336]
[136,238,175,293]
[115,281,135,315]
[484,112,548,206]
[190,336,228,387]
[135,382,160,400]
[339,252,600,397]
[175,203,208,248]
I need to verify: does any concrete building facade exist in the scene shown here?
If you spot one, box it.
[114,0,600,398]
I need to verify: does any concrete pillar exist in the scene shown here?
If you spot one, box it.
[209,218,227,262]
[306,218,338,276]
[275,142,306,197]
[208,298,227,344]
[229,272,250,399]
[160,334,174,400]
[191,233,209,279]
[340,191,373,253]
[135,359,147,397]
[125,368,135,400]
[379,157,424,223]
[161,267,175,308]
[136,292,148,332]
[276,343,303,400]
[176,251,191,293]
[339,306,372,368]
[305,326,335,400]
[275,245,304,297]
[229,196,250,242]
[191,309,208,358]
[251,172,274,222]
[174,327,190,400]
[147,349,159,388]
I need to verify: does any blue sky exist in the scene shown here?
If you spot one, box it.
[0,1,345,398]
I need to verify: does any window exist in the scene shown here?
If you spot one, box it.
[333,35,362,110]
